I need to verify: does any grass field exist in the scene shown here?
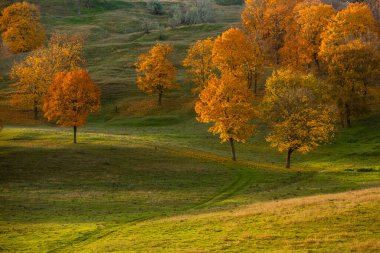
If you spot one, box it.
[0,0,380,252]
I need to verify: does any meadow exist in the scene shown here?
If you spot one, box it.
[0,0,379,252]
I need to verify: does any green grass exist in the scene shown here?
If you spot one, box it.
[0,1,379,252]
[0,126,379,252]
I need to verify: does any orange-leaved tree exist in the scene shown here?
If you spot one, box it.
[280,0,336,70]
[195,72,257,161]
[212,27,264,93]
[135,43,178,106]
[261,69,336,168]
[43,70,100,143]
[319,3,380,128]
[10,33,85,119]
[0,2,45,53]
[183,37,214,94]
[242,0,300,65]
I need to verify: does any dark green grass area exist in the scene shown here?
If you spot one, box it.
[0,128,379,251]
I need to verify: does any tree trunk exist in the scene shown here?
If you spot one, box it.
[34,106,38,120]
[229,138,236,161]
[158,92,163,106]
[254,72,258,95]
[313,53,320,71]
[77,0,81,15]
[286,149,293,169]
[345,103,351,128]
[73,126,77,144]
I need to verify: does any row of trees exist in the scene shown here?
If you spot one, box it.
[135,1,379,167]
[1,2,101,143]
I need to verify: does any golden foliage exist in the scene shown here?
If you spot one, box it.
[212,27,264,91]
[183,37,214,94]
[0,2,45,53]
[10,33,86,118]
[261,69,336,167]
[319,3,380,127]
[242,0,300,65]
[43,70,100,128]
[135,43,178,106]
[195,72,257,144]
[280,1,336,70]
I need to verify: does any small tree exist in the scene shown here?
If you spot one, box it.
[0,2,45,53]
[280,1,336,70]
[261,69,336,168]
[10,33,85,119]
[135,43,178,106]
[43,70,100,144]
[195,73,257,161]
[183,37,214,94]
[212,28,264,93]
[319,3,380,127]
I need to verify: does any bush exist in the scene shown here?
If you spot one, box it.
[169,4,183,28]
[148,0,163,15]
[168,0,215,27]
[141,19,158,34]
[184,7,201,25]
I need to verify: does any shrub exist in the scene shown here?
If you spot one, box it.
[148,0,163,15]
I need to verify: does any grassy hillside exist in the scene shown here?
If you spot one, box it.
[0,1,379,252]
[0,128,379,252]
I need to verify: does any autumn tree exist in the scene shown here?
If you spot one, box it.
[0,2,45,53]
[135,43,178,106]
[242,0,300,65]
[195,72,257,161]
[183,37,214,94]
[43,70,100,144]
[10,33,85,119]
[319,3,380,127]
[261,69,336,168]
[212,28,264,93]
[280,1,336,70]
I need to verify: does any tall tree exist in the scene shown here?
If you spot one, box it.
[0,2,45,53]
[135,43,178,106]
[261,69,336,168]
[242,0,300,65]
[212,27,264,93]
[183,37,214,94]
[10,33,85,119]
[319,3,380,127]
[195,72,257,161]
[43,70,100,144]
[280,1,336,70]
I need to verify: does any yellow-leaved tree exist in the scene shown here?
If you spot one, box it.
[135,43,178,106]
[183,37,214,94]
[261,69,336,168]
[10,48,50,119]
[280,0,336,70]
[43,70,100,143]
[319,3,380,127]
[212,27,264,93]
[0,2,45,53]
[195,72,257,161]
[242,0,300,65]
[10,33,85,119]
